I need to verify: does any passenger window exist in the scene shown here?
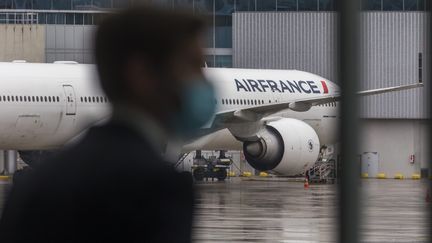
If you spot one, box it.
[92,97,95,103]
[36,97,39,102]
[15,96,18,101]
[44,96,47,102]
[11,96,14,102]
[48,97,52,102]
[0,96,2,101]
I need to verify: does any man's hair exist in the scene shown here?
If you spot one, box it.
[95,6,206,102]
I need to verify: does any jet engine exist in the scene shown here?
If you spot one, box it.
[243,118,320,175]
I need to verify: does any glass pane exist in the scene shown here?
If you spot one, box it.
[46,13,56,24]
[83,13,93,24]
[75,13,84,24]
[298,0,318,10]
[215,0,234,13]
[66,13,74,24]
[383,0,403,10]
[277,0,297,11]
[418,0,425,10]
[215,16,232,48]
[257,0,276,11]
[215,55,232,67]
[53,0,71,10]
[319,0,333,10]
[236,0,255,11]
[362,0,381,10]
[93,0,112,8]
[13,0,32,8]
[113,0,131,8]
[204,55,214,67]
[56,13,66,24]
[215,0,233,48]
[404,0,425,10]
[33,0,51,9]
[73,0,91,10]
[195,0,214,48]
[0,0,13,8]
[194,0,213,13]
[38,13,46,24]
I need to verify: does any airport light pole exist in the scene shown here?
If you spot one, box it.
[338,0,361,243]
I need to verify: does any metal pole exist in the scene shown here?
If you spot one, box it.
[4,150,17,175]
[428,1,432,241]
[338,0,361,242]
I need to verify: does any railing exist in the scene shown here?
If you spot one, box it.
[0,9,109,25]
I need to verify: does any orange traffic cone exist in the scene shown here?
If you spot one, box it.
[304,178,309,189]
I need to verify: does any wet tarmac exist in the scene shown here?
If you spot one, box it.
[0,178,428,242]
[193,178,429,243]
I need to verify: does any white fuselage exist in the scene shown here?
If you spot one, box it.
[0,62,339,150]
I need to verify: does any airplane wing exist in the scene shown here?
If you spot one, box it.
[357,83,423,96]
[211,82,423,126]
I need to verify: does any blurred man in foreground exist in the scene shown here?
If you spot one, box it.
[0,6,215,242]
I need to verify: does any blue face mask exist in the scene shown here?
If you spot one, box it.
[172,79,216,137]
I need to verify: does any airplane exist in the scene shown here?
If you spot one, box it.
[0,61,422,176]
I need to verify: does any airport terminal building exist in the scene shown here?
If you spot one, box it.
[0,0,430,178]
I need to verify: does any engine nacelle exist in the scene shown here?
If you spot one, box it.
[243,118,320,175]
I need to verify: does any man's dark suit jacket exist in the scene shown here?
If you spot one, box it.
[0,122,194,242]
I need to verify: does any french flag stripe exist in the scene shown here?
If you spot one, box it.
[321,80,329,94]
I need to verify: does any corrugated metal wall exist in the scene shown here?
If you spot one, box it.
[360,12,429,118]
[233,12,338,82]
[233,12,430,119]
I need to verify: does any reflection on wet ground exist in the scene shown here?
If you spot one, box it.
[0,178,428,242]
[193,178,429,243]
